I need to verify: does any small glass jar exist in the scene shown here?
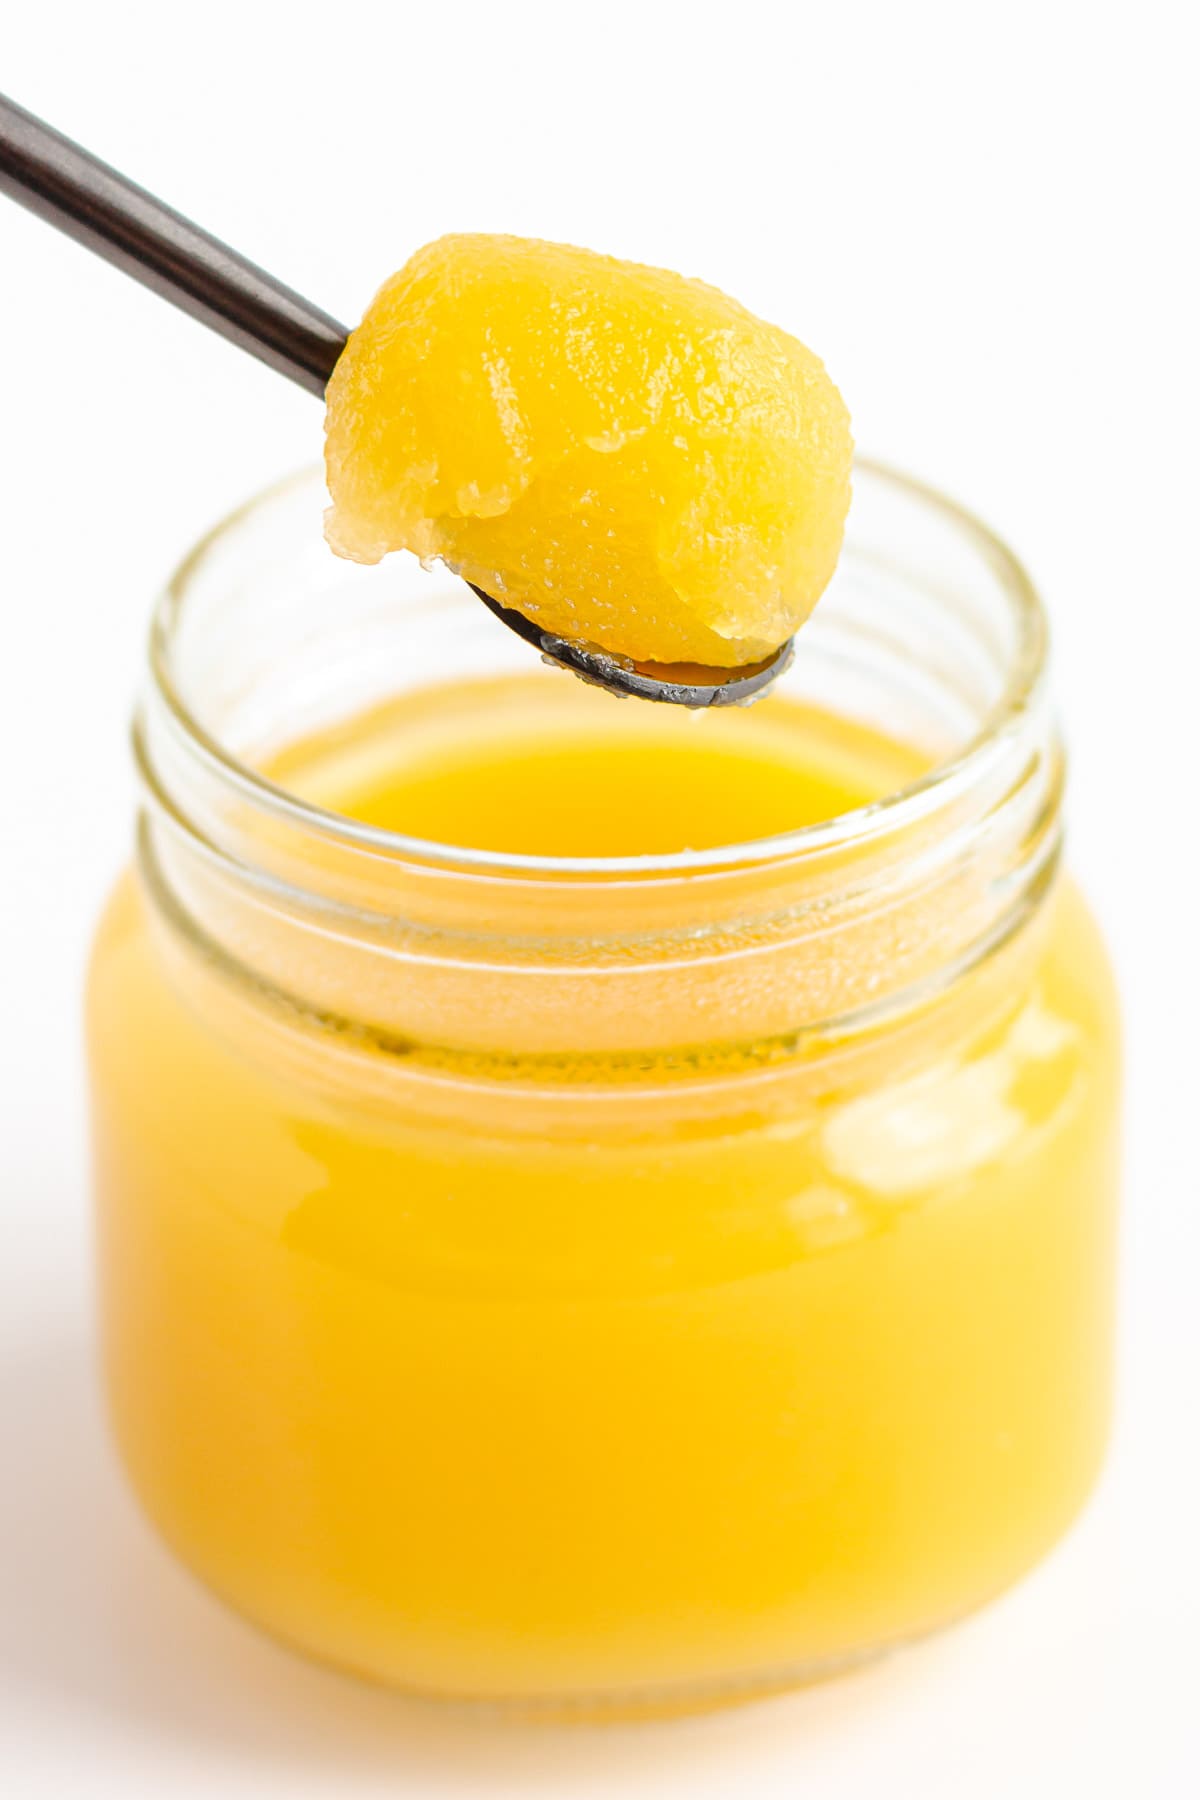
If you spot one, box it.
[86,463,1120,1716]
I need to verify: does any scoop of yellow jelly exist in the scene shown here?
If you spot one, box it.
[324,235,852,668]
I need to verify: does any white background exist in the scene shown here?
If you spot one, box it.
[2,3,1197,1794]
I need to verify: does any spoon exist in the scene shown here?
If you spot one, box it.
[0,93,794,707]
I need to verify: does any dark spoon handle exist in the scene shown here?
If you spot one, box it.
[0,92,348,396]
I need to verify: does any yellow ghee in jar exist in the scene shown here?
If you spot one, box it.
[88,673,1120,1708]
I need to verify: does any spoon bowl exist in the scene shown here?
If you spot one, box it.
[469,583,794,706]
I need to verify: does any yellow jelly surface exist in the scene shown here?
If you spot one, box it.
[88,677,1120,1709]
[324,236,853,666]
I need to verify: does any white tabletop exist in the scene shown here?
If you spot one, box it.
[2,3,1197,1793]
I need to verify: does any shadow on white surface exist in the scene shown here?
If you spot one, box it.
[0,1325,951,1792]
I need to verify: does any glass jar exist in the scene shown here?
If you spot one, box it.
[86,462,1120,1716]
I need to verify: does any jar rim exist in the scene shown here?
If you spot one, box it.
[149,457,1049,880]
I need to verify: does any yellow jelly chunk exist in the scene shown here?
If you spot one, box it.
[324,235,853,668]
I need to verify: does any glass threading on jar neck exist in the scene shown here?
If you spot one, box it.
[133,461,1062,1068]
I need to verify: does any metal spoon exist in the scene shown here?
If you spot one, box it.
[0,92,793,707]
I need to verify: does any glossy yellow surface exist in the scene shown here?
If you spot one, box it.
[88,680,1120,1708]
[324,235,853,666]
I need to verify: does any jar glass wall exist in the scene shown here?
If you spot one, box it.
[86,464,1121,1715]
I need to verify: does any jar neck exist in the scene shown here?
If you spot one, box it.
[134,462,1060,1066]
